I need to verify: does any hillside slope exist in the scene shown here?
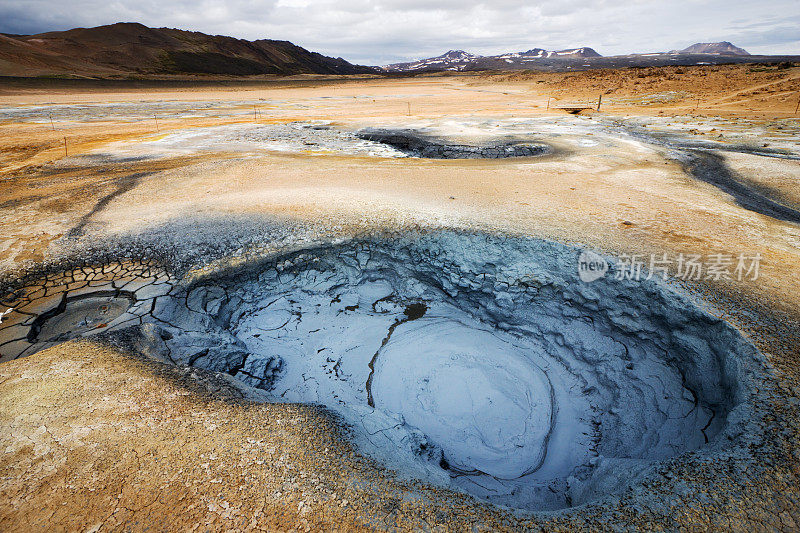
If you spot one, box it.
[0,22,376,77]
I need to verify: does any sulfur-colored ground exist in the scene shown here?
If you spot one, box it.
[1,340,798,532]
[1,65,800,530]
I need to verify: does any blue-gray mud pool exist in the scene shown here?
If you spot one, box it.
[0,232,771,511]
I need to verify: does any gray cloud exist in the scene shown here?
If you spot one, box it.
[0,0,797,65]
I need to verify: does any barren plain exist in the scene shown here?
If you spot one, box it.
[1,64,800,530]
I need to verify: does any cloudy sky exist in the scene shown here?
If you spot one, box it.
[1,0,799,65]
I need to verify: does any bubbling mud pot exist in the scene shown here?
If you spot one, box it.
[357,128,551,159]
[0,232,768,511]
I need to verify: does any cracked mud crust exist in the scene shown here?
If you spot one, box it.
[1,340,799,532]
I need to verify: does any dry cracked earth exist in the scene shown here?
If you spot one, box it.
[1,66,800,531]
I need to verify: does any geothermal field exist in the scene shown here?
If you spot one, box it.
[1,65,800,530]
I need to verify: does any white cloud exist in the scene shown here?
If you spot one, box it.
[0,0,797,65]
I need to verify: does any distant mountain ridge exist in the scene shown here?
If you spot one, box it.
[678,41,750,56]
[0,22,376,77]
[383,50,479,72]
[0,25,787,78]
[468,47,602,71]
[383,47,601,72]
[382,42,764,72]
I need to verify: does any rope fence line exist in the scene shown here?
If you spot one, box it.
[31,90,800,160]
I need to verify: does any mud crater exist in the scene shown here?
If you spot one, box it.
[0,261,173,362]
[357,129,552,159]
[0,233,766,511]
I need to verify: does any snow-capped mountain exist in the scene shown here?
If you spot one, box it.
[379,41,772,72]
[383,50,480,72]
[382,47,601,72]
[494,47,601,60]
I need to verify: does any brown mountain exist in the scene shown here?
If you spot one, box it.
[0,22,376,77]
[678,42,750,56]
